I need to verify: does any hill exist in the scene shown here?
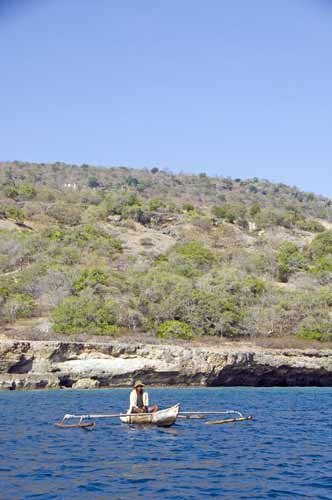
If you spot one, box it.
[1,161,332,346]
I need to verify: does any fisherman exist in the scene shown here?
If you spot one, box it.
[129,380,159,414]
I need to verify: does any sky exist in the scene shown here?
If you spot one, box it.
[0,0,331,196]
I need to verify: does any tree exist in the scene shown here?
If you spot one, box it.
[277,242,307,282]
[87,176,99,188]
[125,176,139,187]
[52,293,119,335]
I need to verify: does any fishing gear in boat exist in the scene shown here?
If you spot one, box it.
[54,404,253,429]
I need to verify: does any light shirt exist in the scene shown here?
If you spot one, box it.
[129,389,149,411]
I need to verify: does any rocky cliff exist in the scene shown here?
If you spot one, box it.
[1,340,332,390]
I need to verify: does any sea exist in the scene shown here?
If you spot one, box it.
[0,387,331,500]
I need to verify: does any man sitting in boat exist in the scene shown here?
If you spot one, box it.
[129,380,159,414]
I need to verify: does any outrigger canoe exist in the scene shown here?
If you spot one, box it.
[120,403,180,427]
[55,405,253,429]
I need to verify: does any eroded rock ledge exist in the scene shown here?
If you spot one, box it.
[1,340,332,390]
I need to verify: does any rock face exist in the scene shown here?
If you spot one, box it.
[0,340,332,390]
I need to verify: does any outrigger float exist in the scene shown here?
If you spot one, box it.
[55,403,253,429]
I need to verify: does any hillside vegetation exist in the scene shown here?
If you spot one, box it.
[1,161,332,344]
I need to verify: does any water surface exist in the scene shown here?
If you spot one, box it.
[1,387,331,499]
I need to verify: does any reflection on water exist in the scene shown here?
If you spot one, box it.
[1,387,332,499]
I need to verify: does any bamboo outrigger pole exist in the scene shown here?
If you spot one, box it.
[206,415,253,425]
[54,411,154,428]
[180,410,244,417]
[179,410,253,424]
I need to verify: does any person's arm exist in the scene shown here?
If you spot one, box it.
[129,390,137,411]
[143,392,149,409]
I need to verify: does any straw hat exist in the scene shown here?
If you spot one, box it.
[134,380,145,388]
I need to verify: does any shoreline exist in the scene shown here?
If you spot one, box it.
[1,339,332,390]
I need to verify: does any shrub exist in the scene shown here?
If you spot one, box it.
[249,185,258,193]
[48,229,64,242]
[87,176,100,188]
[178,289,241,337]
[156,320,193,340]
[249,203,261,218]
[182,203,194,212]
[175,241,215,269]
[5,206,25,222]
[102,192,141,217]
[295,218,325,233]
[212,203,246,224]
[277,242,307,282]
[3,186,19,199]
[47,203,81,226]
[191,215,213,232]
[296,321,332,342]
[296,322,332,342]
[4,293,37,322]
[52,294,119,335]
[73,268,108,292]
[140,237,154,247]
[310,255,332,276]
[18,184,36,200]
[244,277,265,296]
[296,329,324,341]
[147,198,165,211]
[125,176,139,187]
[308,231,332,259]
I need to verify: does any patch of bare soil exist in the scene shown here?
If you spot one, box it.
[102,220,177,256]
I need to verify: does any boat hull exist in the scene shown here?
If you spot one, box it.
[120,403,180,427]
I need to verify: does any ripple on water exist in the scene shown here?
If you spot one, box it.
[1,387,332,499]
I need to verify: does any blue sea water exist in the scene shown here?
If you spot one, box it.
[0,387,332,500]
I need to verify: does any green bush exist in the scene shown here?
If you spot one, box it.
[18,184,36,200]
[5,206,25,222]
[47,203,81,226]
[213,203,246,224]
[310,255,332,275]
[308,231,332,259]
[3,186,19,199]
[156,320,193,340]
[178,289,241,337]
[277,242,307,282]
[87,176,100,188]
[4,293,37,322]
[182,203,194,212]
[244,277,265,296]
[175,241,215,269]
[295,218,325,233]
[249,203,261,217]
[73,268,108,292]
[102,192,141,217]
[296,315,332,342]
[297,330,323,341]
[47,225,123,255]
[52,294,119,335]
[147,198,165,211]
[125,176,139,187]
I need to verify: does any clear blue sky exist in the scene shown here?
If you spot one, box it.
[1,0,331,195]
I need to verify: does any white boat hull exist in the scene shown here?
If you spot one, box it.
[120,403,180,427]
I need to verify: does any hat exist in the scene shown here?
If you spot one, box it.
[134,380,145,388]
